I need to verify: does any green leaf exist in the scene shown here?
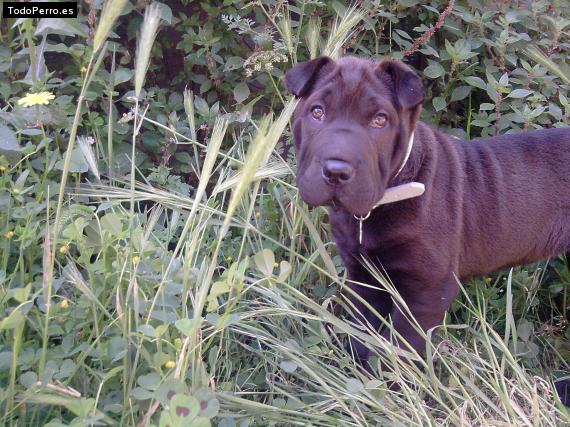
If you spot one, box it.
[137,324,157,338]
[450,86,471,102]
[280,360,298,373]
[35,18,88,38]
[190,418,212,427]
[113,68,134,85]
[170,394,200,422]
[517,319,534,342]
[445,39,459,61]
[214,313,239,331]
[423,64,445,79]
[507,89,533,98]
[9,283,31,303]
[65,398,96,419]
[277,261,292,283]
[0,124,22,161]
[224,56,244,72]
[346,378,365,394]
[432,97,447,112]
[233,82,250,104]
[159,411,174,427]
[20,371,38,388]
[398,0,419,6]
[132,387,155,400]
[194,96,210,117]
[479,103,495,111]
[254,249,275,277]
[137,372,161,390]
[471,119,491,127]
[498,72,509,87]
[175,318,200,337]
[195,388,220,418]
[56,147,88,173]
[0,308,25,330]
[463,76,487,91]
[155,379,186,406]
[0,352,12,371]
[100,213,123,234]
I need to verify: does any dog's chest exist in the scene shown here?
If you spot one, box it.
[330,210,390,257]
[329,206,424,271]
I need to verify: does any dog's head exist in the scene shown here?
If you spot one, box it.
[285,56,424,216]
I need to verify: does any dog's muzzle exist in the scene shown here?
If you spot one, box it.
[321,159,355,185]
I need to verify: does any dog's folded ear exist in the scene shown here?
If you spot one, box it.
[285,56,334,98]
[376,58,424,110]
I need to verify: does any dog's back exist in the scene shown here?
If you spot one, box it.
[456,127,570,278]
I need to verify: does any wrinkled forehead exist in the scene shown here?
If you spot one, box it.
[306,59,396,114]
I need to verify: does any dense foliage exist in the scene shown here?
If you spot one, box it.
[0,0,569,425]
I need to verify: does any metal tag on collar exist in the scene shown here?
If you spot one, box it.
[354,212,371,245]
[353,183,425,246]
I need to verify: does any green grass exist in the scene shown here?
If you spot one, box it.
[1,2,569,426]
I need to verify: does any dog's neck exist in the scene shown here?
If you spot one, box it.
[394,131,416,178]
[353,130,426,244]
[371,131,426,209]
[390,128,426,186]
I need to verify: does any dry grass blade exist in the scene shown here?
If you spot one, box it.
[147,117,228,318]
[77,136,100,180]
[93,0,128,53]
[305,16,322,59]
[279,9,294,60]
[293,201,337,277]
[212,161,289,194]
[222,99,297,233]
[183,88,197,142]
[63,261,113,319]
[323,6,365,58]
[75,181,224,218]
[523,46,570,84]
[135,3,162,97]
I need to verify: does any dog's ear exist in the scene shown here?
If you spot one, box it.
[285,56,334,98]
[376,58,424,110]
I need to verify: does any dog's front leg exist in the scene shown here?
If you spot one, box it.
[381,277,459,354]
[343,266,393,361]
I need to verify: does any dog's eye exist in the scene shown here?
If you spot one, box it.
[371,114,388,128]
[311,106,325,121]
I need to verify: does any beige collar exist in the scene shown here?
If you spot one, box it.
[395,131,415,178]
[355,132,425,244]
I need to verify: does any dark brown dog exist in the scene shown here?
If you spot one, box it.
[285,56,570,359]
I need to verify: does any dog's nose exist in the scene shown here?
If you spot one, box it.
[322,159,355,185]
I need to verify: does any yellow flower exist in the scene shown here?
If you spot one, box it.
[4,231,15,239]
[17,91,55,108]
[164,360,175,369]
[255,211,261,218]
[226,256,233,263]
[59,245,69,255]
[80,66,88,74]
[0,165,6,172]
[59,299,70,309]
[273,262,279,268]
[132,255,140,265]
[484,277,492,284]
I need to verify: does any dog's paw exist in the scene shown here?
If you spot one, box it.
[555,378,570,406]
[347,337,372,363]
